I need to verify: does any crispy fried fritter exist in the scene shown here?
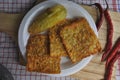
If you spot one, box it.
[27,55,60,74]
[26,34,49,56]
[49,20,70,57]
[26,34,61,74]
[60,18,101,63]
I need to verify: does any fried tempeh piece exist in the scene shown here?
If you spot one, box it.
[60,18,101,63]
[49,20,70,57]
[27,55,60,74]
[26,34,61,74]
[26,34,49,56]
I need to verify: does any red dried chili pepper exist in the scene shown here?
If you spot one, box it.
[104,51,120,80]
[105,37,120,67]
[92,3,104,31]
[101,0,114,61]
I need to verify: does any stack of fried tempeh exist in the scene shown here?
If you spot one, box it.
[27,4,101,74]
[26,17,101,74]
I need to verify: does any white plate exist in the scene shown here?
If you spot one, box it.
[18,0,98,77]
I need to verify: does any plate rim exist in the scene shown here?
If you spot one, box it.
[18,0,97,77]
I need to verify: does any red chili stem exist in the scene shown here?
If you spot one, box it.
[105,0,109,10]
[104,52,120,80]
[105,37,120,67]
[101,0,114,61]
[93,3,104,31]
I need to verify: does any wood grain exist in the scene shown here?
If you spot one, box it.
[0,3,120,80]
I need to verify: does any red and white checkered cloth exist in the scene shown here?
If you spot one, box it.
[0,0,120,80]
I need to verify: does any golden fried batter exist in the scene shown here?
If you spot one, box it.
[49,20,70,57]
[26,34,49,56]
[26,34,61,74]
[27,55,60,74]
[60,18,101,63]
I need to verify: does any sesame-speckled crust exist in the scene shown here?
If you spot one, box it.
[26,34,61,74]
[27,55,61,74]
[26,34,49,56]
[49,20,70,57]
[60,18,101,63]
